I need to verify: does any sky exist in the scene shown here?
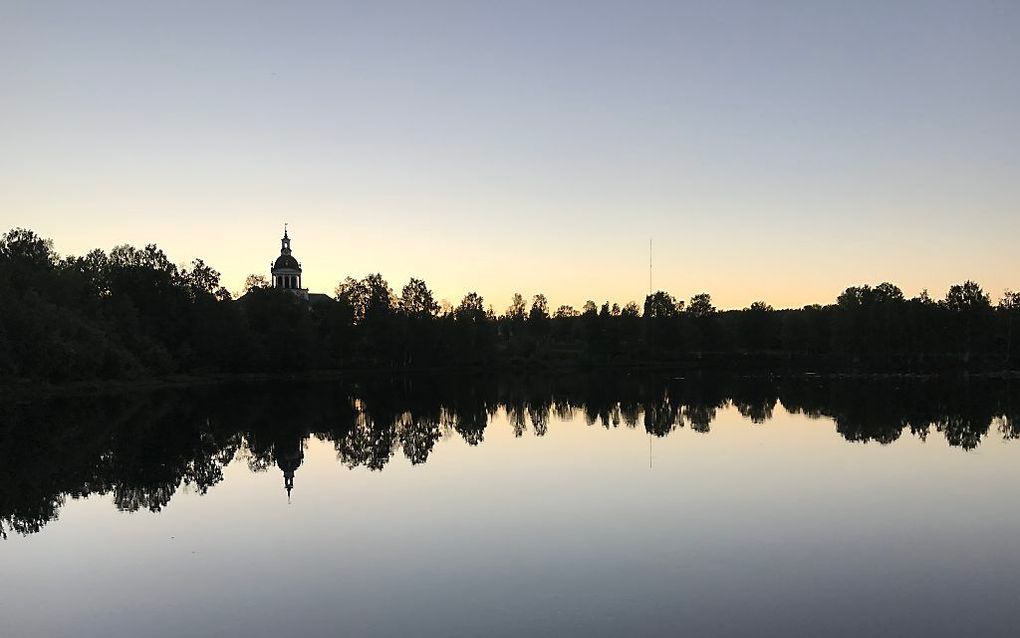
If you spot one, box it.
[2,0,1018,310]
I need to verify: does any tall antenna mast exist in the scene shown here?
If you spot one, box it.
[649,238,653,295]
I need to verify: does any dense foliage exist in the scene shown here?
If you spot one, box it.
[1,227,1017,381]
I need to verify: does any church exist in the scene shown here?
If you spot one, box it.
[268,226,332,305]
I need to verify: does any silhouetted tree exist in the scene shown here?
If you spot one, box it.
[687,293,716,317]
[644,291,680,318]
[506,293,527,321]
[945,281,990,311]
[529,294,549,320]
[1000,291,1020,364]
[455,293,486,322]
[243,273,270,294]
[400,278,439,319]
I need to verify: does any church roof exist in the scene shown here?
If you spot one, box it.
[308,293,334,305]
[273,254,301,270]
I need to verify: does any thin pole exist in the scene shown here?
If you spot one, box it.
[649,238,653,295]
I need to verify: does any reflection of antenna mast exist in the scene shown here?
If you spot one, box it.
[646,239,656,470]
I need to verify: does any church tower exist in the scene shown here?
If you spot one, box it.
[275,436,305,503]
[270,225,308,300]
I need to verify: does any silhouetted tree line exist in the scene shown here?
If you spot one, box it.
[3,372,1018,538]
[2,228,1019,381]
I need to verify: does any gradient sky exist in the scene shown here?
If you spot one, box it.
[2,1,1018,309]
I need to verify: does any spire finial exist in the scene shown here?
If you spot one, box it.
[284,222,288,238]
[284,471,295,502]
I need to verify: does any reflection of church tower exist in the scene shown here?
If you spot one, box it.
[275,439,305,503]
[270,225,309,300]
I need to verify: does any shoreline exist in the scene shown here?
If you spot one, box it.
[2,362,1018,402]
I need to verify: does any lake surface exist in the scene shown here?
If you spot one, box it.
[2,372,1019,637]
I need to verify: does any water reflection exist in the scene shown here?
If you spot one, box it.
[2,373,1018,538]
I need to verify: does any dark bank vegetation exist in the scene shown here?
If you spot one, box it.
[2,227,1019,383]
[3,372,1019,538]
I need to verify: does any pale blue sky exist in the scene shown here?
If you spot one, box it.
[2,1,1018,308]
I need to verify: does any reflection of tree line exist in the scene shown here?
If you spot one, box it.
[2,374,1018,538]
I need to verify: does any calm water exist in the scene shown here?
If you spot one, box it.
[2,373,1019,637]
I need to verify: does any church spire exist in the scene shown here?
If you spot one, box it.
[281,223,291,255]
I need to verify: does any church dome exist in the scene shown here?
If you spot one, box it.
[273,254,300,270]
